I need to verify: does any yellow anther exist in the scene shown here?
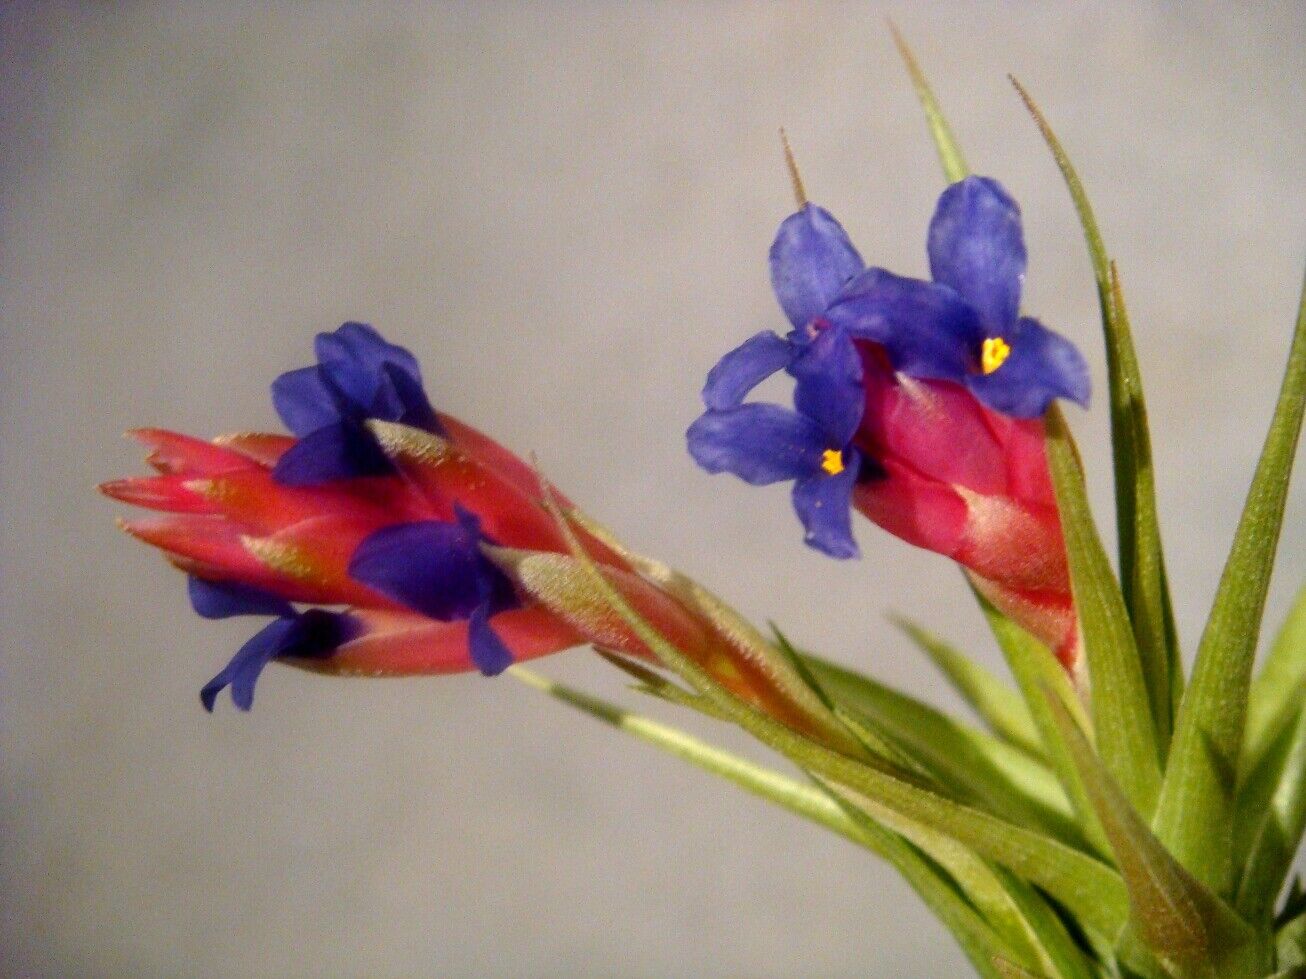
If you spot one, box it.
[820,448,845,475]
[981,336,1011,374]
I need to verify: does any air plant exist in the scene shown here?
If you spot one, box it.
[103,32,1305,979]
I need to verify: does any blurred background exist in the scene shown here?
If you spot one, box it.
[2,3,1303,976]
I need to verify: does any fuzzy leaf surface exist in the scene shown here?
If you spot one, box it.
[1155,274,1306,895]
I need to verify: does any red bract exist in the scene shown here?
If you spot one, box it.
[850,343,1080,677]
[103,419,841,737]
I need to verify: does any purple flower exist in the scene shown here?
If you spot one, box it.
[189,577,359,711]
[347,506,519,676]
[688,176,1090,560]
[824,176,1089,418]
[688,324,866,559]
[271,322,441,485]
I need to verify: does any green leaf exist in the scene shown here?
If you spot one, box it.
[486,543,863,757]
[816,783,1026,979]
[1045,405,1163,816]
[1010,80,1180,747]
[888,22,968,182]
[510,667,1019,979]
[1280,900,1306,971]
[1278,877,1306,929]
[991,869,1101,979]
[1244,583,1306,777]
[993,960,1052,979]
[892,615,1045,760]
[825,782,1099,979]
[507,666,878,850]
[537,491,1132,942]
[974,586,1112,860]
[1235,707,1306,921]
[1154,274,1306,895]
[1044,692,1266,977]
[800,652,1081,845]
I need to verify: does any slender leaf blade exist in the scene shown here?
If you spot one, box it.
[993,961,1051,979]
[1155,274,1306,894]
[1244,583,1306,773]
[801,652,1079,843]
[1045,405,1162,815]
[1011,78,1180,749]
[513,668,1039,977]
[1235,707,1306,921]
[974,586,1111,859]
[816,782,1025,979]
[892,615,1045,760]
[888,22,968,183]
[540,499,1132,941]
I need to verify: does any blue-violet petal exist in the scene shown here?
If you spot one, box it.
[791,462,860,560]
[769,204,864,329]
[701,331,793,410]
[687,403,826,486]
[967,316,1091,418]
[927,176,1027,331]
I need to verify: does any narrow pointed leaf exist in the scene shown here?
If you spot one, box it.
[974,584,1111,860]
[1235,708,1306,921]
[817,782,1023,979]
[889,22,968,183]
[1044,692,1264,976]
[1155,275,1306,894]
[991,869,1100,979]
[1280,906,1306,971]
[1244,583,1306,776]
[820,780,1055,978]
[537,489,1132,940]
[1012,79,1180,746]
[1045,405,1162,816]
[801,653,1080,843]
[509,672,1015,978]
[993,961,1051,979]
[507,666,874,847]
[893,615,1044,760]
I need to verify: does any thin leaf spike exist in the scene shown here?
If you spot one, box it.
[891,615,1044,760]
[1045,405,1162,816]
[1235,708,1306,921]
[1011,76,1180,749]
[1243,582,1306,772]
[516,668,1024,979]
[779,127,808,207]
[1154,273,1306,894]
[888,21,969,182]
[974,587,1112,860]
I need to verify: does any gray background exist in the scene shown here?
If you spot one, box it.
[2,3,1304,976]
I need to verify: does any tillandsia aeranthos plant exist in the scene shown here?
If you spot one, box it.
[101,30,1306,979]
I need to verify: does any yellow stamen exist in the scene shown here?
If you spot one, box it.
[820,448,845,475]
[981,336,1011,374]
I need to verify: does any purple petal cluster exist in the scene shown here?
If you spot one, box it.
[689,202,869,559]
[348,506,519,676]
[825,177,1090,417]
[190,577,359,711]
[189,326,522,709]
[271,321,441,485]
[687,176,1091,558]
